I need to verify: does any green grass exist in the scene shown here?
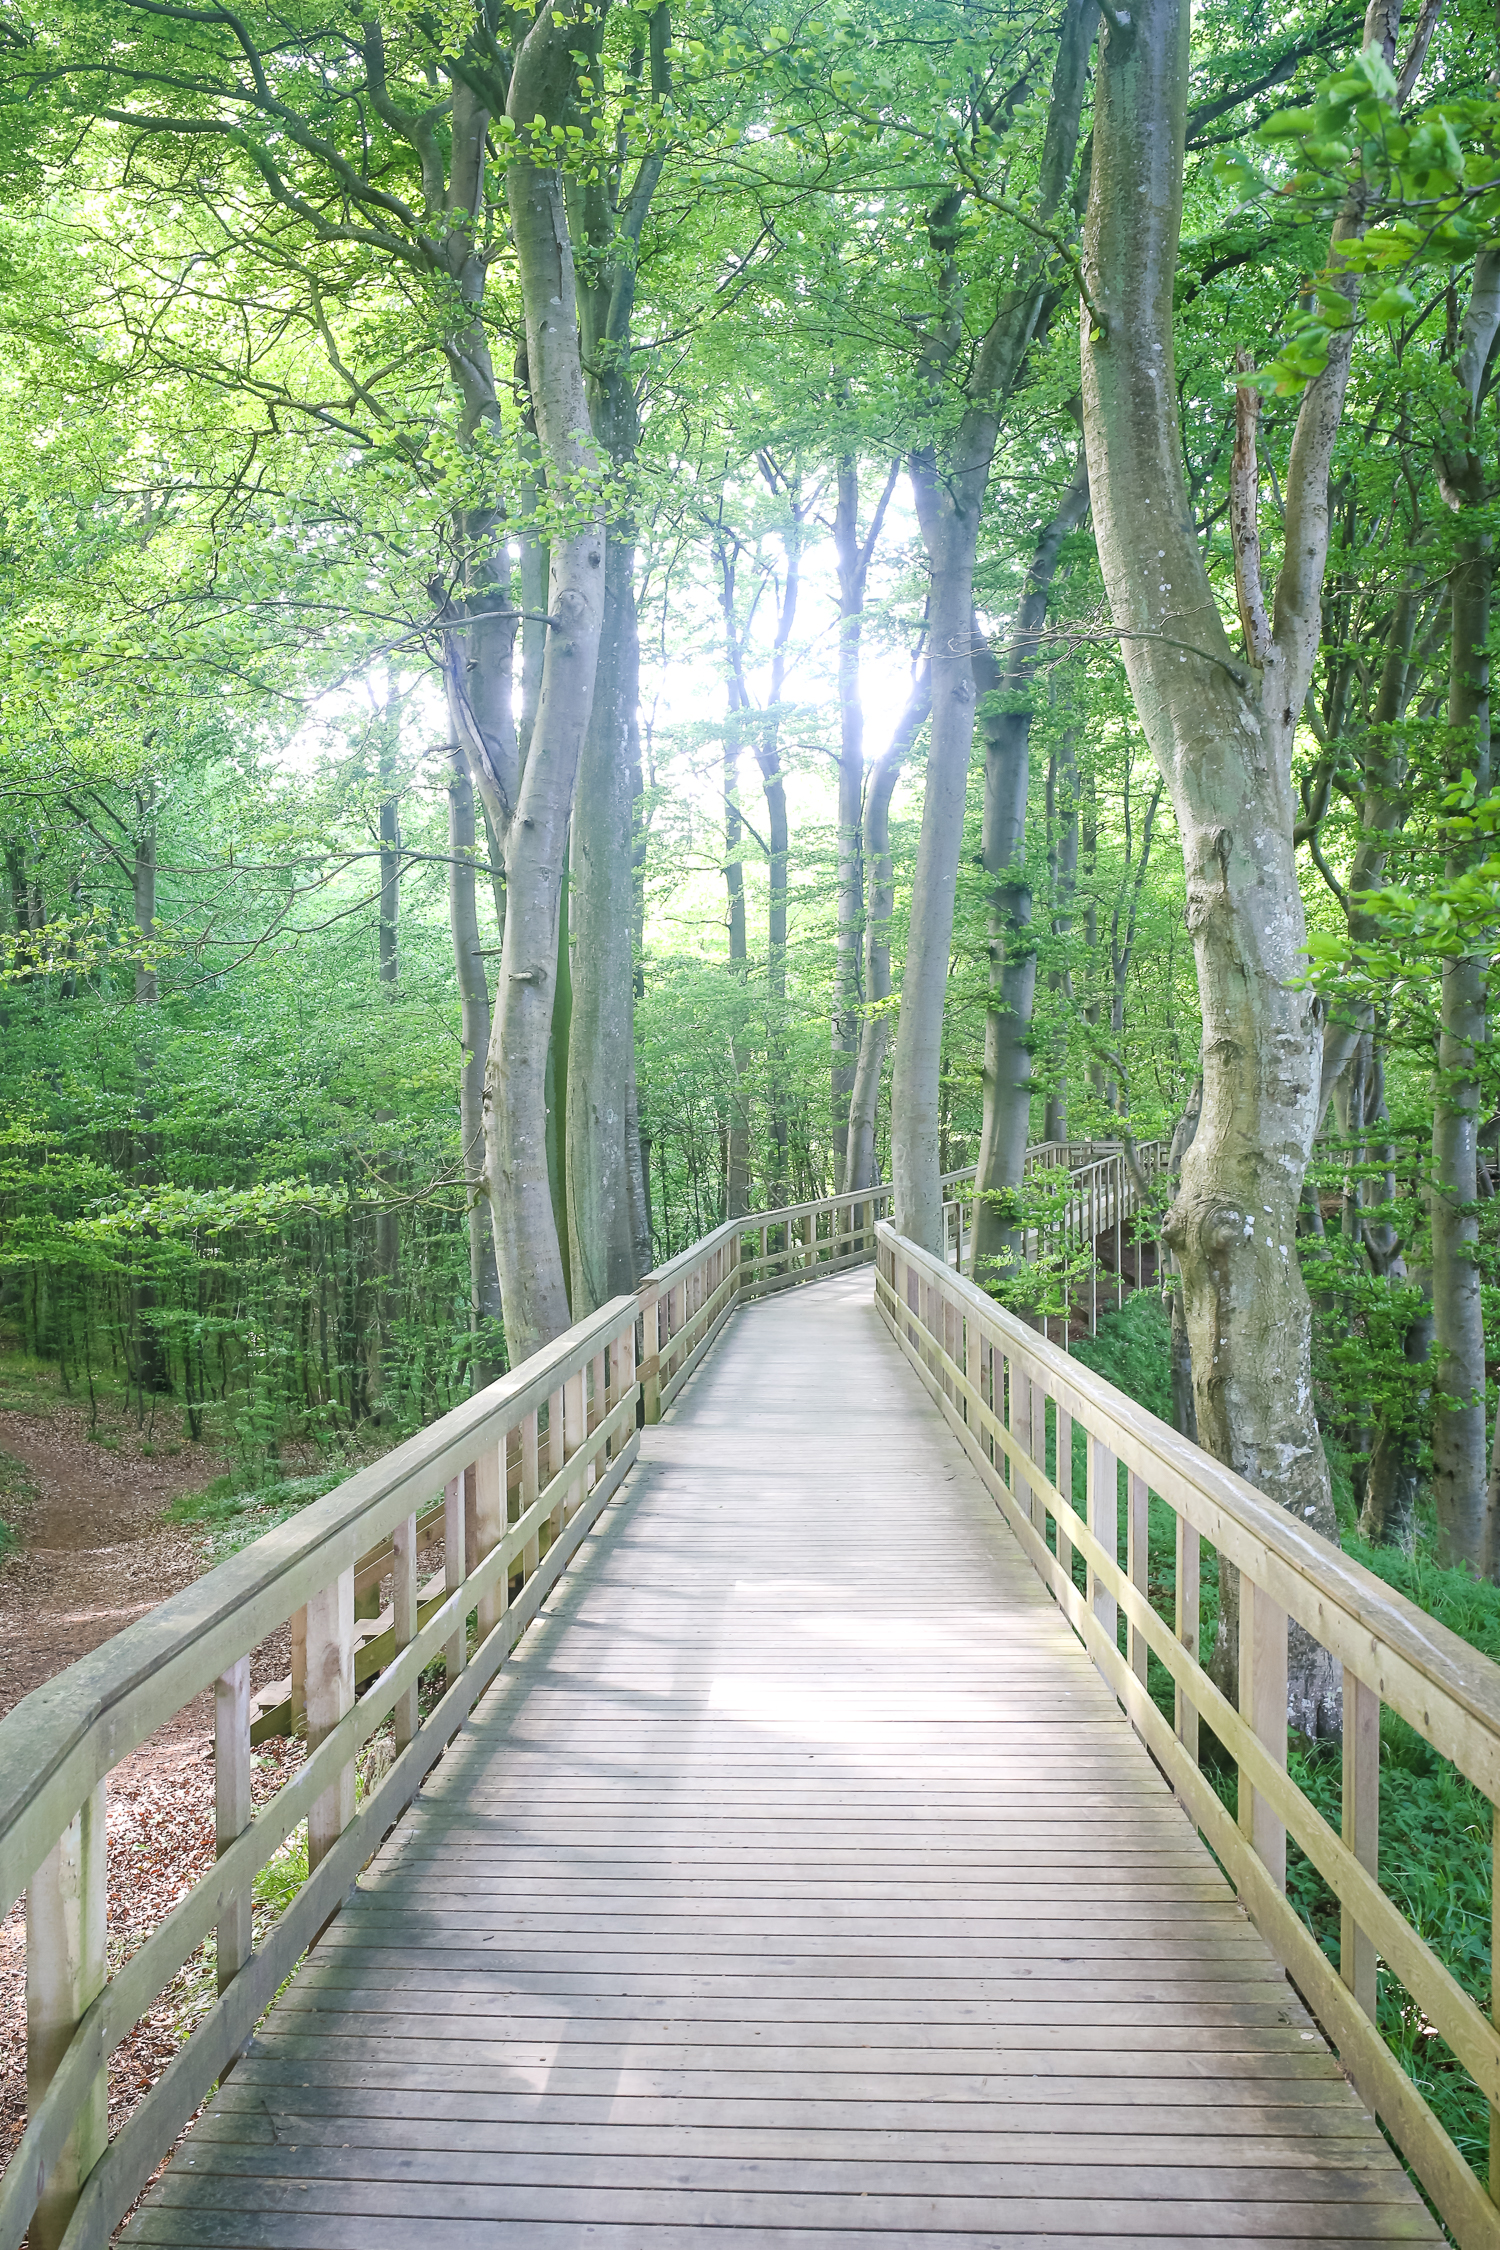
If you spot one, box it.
[165,1464,365,1561]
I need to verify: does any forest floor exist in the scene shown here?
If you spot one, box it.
[0,1389,305,2184]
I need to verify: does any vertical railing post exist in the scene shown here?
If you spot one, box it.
[1055,1398,1073,1581]
[26,1783,108,2250]
[546,1385,565,1544]
[564,1365,586,1526]
[290,1602,307,1737]
[521,1408,541,1580]
[1127,1470,1149,1692]
[215,1656,252,1998]
[443,1472,466,1683]
[1089,1435,1118,1651]
[476,1436,505,1643]
[1341,1669,1379,2031]
[305,1566,354,1872]
[392,1510,418,1751]
[1238,1575,1288,1892]
[1174,1513,1200,1772]
[641,1290,661,1424]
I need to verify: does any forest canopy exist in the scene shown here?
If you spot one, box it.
[0,0,1498,1610]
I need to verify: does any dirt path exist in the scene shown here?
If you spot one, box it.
[0,1410,227,1722]
[0,1412,252,2181]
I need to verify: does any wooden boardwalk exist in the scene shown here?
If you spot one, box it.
[125,1272,1438,2247]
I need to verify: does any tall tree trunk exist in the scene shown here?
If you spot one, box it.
[447,748,504,1384]
[753,465,805,1210]
[1081,0,1404,1733]
[566,529,639,1309]
[132,814,158,1007]
[479,114,608,1360]
[831,458,900,1189]
[1430,247,1500,1571]
[1043,733,1080,1144]
[718,545,754,1219]
[848,670,932,1193]
[971,457,1090,1277]
[564,14,667,1303]
[891,0,1097,1249]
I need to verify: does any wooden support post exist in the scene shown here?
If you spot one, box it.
[641,1293,661,1424]
[1055,1401,1073,1580]
[305,1566,354,1874]
[443,1472,465,1683]
[392,1510,418,1752]
[1089,1436,1118,1650]
[1029,1375,1046,1536]
[521,1408,541,1581]
[26,1784,107,2250]
[590,1349,607,1481]
[545,1386,564,1547]
[1238,1575,1288,1893]
[475,1438,505,1642]
[215,1656,252,1997]
[563,1366,586,1527]
[1341,1669,1379,2028]
[290,1602,307,1737]
[463,1460,479,1578]
[1127,1470,1149,1690]
[1174,1515,1200,1771]
[964,1314,980,1440]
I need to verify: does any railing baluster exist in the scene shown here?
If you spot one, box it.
[1341,1668,1379,2029]
[546,1385,565,1545]
[214,1657,252,2000]
[1174,1512,1199,1770]
[1238,1576,1288,1892]
[1089,1434,1118,1649]
[444,1472,465,1682]
[1127,1470,1149,1691]
[26,1783,107,2250]
[1052,1395,1074,1575]
[564,1366,586,1526]
[476,1437,505,1642]
[520,1407,540,1580]
[305,1566,354,1872]
[392,1510,418,1750]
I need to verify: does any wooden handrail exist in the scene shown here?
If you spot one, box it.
[875,1220,1500,2250]
[0,1141,1232,2250]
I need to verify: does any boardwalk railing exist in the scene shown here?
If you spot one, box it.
[13,1134,1462,2250]
[941,1138,1168,1336]
[0,1171,920,2250]
[877,1221,1500,2250]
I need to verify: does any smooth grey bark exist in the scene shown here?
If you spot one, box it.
[1430,246,1500,1573]
[1166,1085,1201,1443]
[563,8,667,1306]
[716,530,757,1218]
[970,454,1091,1276]
[831,457,900,1189]
[566,533,638,1309]
[892,0,1099,1250]
[1081,0,1404,1732]
[753,458,808,1208]
[447,747,504,1384]
[367,729,401,1424]
[1043,733,1081,1145]
[847,669,933,1194]
[473,63,609,1360]
[132,812,158,1007]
